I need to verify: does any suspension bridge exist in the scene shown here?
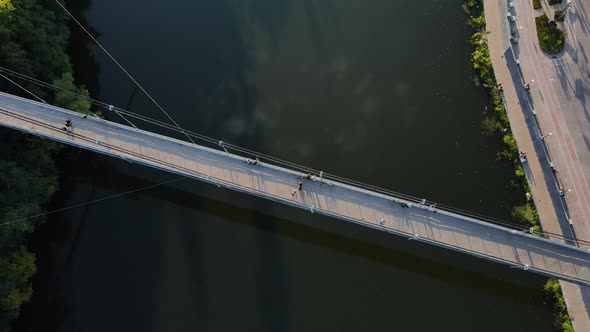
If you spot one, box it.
[1,90,590,286]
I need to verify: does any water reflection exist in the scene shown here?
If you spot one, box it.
[15,0,557,331]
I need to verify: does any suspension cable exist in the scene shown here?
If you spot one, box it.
[54,0,195,144]
[0,177,186,227]
[0,72,47,104]
[0,66,586,244]
[0,66,138,127]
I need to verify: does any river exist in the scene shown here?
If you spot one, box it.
[15,0,557,331]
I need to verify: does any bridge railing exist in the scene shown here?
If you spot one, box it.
[2,104,590,286]
[0,75,587,247]
[219,143,589,247]
[90,101,585,245]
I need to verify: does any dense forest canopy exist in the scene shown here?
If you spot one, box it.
[0,0,91,329]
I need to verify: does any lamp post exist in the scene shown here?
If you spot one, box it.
[541,132,552,140]
[556,1,572,22]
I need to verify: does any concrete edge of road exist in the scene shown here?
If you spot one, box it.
[483,0,590,330]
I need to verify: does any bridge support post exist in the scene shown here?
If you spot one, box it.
[207,175,221,188]
[218,140,229,154]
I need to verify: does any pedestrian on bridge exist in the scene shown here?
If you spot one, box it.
[298,182,303,191]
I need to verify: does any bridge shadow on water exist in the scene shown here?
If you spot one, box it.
[14,145,556,331]
[10,0,561,329]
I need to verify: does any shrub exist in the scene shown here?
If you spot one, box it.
[469,15,486,29]
[548,0,562,4]
[544,279,574,332]
[470,30,496,87]
[0,0,14,12]
[535,14,565,54]
[511,204,536,224]
[503,134,518,153]
[481,116,503,136]
[533,0,542,10]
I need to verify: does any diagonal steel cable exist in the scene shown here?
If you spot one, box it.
[0,66,587,245]
[54,0,195,144]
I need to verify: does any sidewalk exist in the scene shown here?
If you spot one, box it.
[483,0,590,330]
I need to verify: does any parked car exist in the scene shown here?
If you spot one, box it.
[507,14,516,22]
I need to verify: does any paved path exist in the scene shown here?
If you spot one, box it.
[517,0,590,253]
[2,92,590,288]
[484,0,590,329]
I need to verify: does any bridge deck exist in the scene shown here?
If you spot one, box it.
[1,92,589,285]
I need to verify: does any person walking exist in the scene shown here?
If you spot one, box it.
[297,182,303,191]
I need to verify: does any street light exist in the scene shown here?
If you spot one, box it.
[541,132,552,140]
[555,1,572,22]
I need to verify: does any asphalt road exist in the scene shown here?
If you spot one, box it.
[513,0,590,247]
[487,0,590,329]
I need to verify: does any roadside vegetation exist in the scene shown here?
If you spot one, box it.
[0,0,91,329]
[533,0,542,10]
[465,1,572,330]
[545,279,575,332]
[535,14,566,54]
[548,0,563,4]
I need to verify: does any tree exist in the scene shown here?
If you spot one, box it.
[52,72,92,114]
[0,249,36,314]
[0,0,15,12]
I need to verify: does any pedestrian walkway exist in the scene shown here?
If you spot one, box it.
[483,0,590,329]
[1,91,590,288]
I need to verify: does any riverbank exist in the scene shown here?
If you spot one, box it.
[470,0,576,330]
[0,0,91,329]
[1,0,561,330]
[467,1,541,233]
